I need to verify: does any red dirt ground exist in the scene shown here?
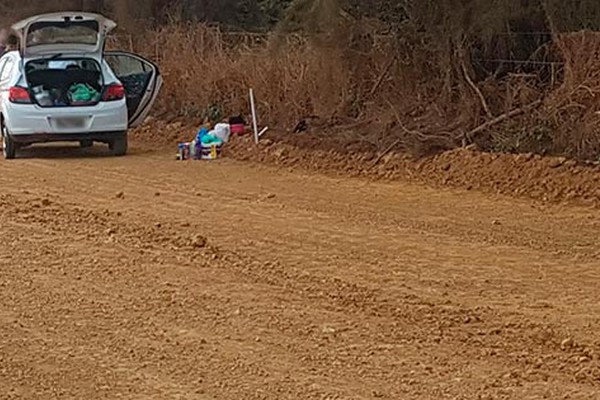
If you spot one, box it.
[1,127,599,399]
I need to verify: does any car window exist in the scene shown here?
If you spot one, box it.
[28,20,99,46]
[0,57,14,87]
[105,55,149,77]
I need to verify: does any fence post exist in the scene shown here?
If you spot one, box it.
[249,89,260,145]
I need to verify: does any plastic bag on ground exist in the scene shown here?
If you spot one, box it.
[212,123,231,143]
[201,133,223,146]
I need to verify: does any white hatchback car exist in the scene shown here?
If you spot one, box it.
[0,12,162,159]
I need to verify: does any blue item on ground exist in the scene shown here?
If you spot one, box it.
[200,133,223,146]
[177,142,191,160]
[196,128,209,143]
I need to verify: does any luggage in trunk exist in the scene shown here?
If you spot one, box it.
[25,58,103,107]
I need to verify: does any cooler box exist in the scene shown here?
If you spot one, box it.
[201,143,222,160]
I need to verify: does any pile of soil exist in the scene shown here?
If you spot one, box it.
[133,121,600,207]
[226,133,600,207]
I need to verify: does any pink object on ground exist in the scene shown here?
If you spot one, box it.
[230,124,246,135]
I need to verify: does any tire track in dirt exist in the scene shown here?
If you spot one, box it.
[0,195,385,399]
[1,147,600,398]
[0,193,596,399]
[6,152,600,320]
[8,151,600,265]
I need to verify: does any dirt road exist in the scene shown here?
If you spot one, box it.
[1,144,600,399]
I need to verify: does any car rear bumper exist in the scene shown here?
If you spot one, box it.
[10,131,125,143]
[4,100,128,136]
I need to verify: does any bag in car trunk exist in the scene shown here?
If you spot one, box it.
[25,58,103,107]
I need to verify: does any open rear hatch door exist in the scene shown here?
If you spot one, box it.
[104,52,163,128]
[12,12,116,58]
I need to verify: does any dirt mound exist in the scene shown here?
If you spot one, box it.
[225,132,600,207]
[416,149,600,204]
[131,121,600,207]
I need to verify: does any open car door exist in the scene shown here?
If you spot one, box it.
[104,52,163,128]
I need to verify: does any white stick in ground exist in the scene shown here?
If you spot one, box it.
[258,127,269,137]
[249,89,260,145]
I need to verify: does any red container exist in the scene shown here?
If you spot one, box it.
[230,124,246,135]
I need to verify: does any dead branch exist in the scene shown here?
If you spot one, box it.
[369,57,396,98]
[386,100,427,137]
[461,57,493,118]
[466,100,543,142]
[369,139,401,169]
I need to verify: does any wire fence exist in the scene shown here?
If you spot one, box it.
[108,28,584,69]
[475,59,564,66]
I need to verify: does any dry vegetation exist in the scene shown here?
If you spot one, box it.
[3,0,600,161]
[124,25,600,162]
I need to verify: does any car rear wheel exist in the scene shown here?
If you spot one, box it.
[2,125,16,160]
[109,132,128,157]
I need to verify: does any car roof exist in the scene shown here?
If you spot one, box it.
[0,51,20,66]
[2,51,19,58]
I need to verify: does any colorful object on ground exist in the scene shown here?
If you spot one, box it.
[201,133,223,146]
[177,142,191,160]
[196,127,209,143]
[177,124,227,161]
[230,124,246,135]
[212,123,231,143]
[201,143,222,160]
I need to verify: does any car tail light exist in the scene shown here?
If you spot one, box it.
[9,87,32,104]
[102,84,125,102]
